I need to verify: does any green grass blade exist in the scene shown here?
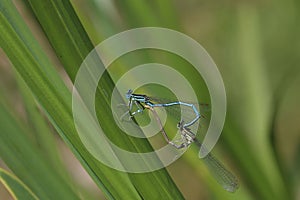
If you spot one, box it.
[13,71,96,198]
[0,1,140,199]
[1,65,98,200]
[152,0,179,29]
[235,5,288,199]
[0,168,38,200]
[14,71,65,174]
[114,0,160,27]
[0,103,80,199]
[1,0,184,199]
[25,0,184,199]
[24,0,94,82]
[220,4,290,200]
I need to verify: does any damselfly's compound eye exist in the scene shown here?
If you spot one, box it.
[126,89,133,99]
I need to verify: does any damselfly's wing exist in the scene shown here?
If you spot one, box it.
[193,139,239,192]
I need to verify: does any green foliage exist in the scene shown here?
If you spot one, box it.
[0,0,299,199]
[0,168,38,200]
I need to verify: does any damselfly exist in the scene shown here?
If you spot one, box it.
[122,89,204,128]
[146,105,239,193]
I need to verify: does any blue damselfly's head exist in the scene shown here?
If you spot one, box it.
[126,89,133,99]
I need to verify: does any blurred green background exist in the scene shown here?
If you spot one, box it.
[0,0,299,199]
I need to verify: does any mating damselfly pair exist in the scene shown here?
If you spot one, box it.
[121,89,239,192]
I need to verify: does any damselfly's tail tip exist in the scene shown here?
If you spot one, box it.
[223,181,239,193]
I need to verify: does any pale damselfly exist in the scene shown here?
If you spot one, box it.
[145,105,239,192]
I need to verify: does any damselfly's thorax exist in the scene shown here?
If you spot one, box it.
[126,89,151,103]
[177,120,196,145]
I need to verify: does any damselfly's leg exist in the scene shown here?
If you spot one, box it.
[169,141,191,149]
[130,101,145,116]
[119,98,135,121]
[121,100,146,121]
[128,98,133,111]
[120,110,132,121]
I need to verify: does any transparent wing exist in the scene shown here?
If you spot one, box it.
[194,139,239,192]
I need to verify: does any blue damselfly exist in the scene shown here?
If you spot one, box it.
[123,89,205,128]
